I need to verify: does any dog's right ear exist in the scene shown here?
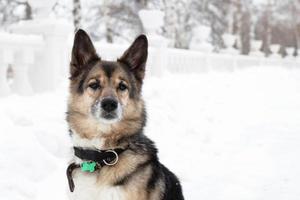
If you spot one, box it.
[70,29,99,78]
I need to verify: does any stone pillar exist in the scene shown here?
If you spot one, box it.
[10,0,72,92]
[11,50,34,95]
[11,19,72,92]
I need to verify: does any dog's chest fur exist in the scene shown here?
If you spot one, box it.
[69,172,125,200]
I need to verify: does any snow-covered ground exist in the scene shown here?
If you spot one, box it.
[1,66,300,200]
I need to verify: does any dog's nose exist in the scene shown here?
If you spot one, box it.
[101,98,118,112]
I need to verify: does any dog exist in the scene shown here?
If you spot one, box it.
[66,29,184,200]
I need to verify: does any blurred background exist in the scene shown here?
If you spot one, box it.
[0,0,300,200]
[1,0,300,54]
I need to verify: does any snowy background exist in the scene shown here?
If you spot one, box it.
[1,0,300,200]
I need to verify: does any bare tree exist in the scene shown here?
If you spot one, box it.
[207,0,231,52]
[23,1,32,20]
[163,0,192,49]
[291,2,299,57]
[229,0,240,49]
[73,0,82,31]
[239,0,252,55]
[84,0,147,42]
[259,3,272,57]
[190,0,230,51]
[271,0,300,57]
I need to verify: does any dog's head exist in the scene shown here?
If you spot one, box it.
[67,30,147,139]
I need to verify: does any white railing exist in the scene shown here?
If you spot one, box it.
[0,32,44,96]
[1,32,299,97]
[0,19,72,97]
[95,43,300,75]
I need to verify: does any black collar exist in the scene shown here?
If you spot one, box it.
[73,147,125,166]
[67,147,126,192]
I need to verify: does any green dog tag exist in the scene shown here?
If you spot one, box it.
[81,161,97,172]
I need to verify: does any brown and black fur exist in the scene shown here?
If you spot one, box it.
[67,29,184,200]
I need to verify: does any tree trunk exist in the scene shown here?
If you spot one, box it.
[278,44,287,58]
[73,0,82,32]
[106,25,113,43]
[293,32,298,57]
[232,0,241,50]
[24,2,32,20]
[240,9,251,55]
[292,4,299,57]
[260,8,272,57]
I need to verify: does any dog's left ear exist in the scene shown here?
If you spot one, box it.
[119,35,148,82]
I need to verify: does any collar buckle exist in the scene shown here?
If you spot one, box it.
[103,150,119,166]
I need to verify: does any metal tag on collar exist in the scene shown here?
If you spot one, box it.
[81,161,97,172]
[103,150,119,166]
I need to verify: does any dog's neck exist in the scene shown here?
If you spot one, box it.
[69,119,143,150]
[71,132,106,150]
[68,110,145,149]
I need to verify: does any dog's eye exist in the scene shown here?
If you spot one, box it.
[88,81,100,90]
[118,82,127,91]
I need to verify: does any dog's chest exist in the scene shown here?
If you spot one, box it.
[69,172,126,200]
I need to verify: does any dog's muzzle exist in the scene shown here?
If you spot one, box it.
[101,97,118,114]
[91,97,122,123]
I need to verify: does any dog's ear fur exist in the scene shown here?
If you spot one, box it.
[70,29,99,78]
[119,35,148,82]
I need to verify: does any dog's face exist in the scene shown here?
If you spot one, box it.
[78,61,130,124]
[67,30,147,139]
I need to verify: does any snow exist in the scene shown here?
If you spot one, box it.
[1,66,300,200]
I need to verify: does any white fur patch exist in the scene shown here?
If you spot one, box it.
[69,172,125,200]
[72,133,104,149]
